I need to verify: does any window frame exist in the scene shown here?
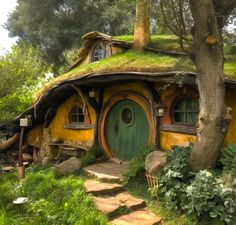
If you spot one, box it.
[171,95,199,126]
[92,43,105,62]
[68,105,85,124]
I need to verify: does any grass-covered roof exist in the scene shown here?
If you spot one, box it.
[34,34,236,102]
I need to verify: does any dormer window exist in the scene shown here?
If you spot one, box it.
[93,44,105,62]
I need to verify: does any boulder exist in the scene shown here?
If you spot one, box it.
[23,153,33,161]
[145,151,167,174]
[41,157,51,166]
[54,157,82,175]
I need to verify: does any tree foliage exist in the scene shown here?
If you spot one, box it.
[6,0,136,72]
[0,44,51,121]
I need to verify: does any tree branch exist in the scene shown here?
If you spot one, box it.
[216,0,236,25]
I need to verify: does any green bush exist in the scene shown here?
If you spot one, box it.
[123,144,158,181]
[155,145,193,210]
[81,152,96,167]
[184,170,236,224]
[81,145,105,167]
[89,145,104,158]
[153,144,236,224]
[220,144,236,171]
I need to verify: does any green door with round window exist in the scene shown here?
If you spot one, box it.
[106,99,149,161]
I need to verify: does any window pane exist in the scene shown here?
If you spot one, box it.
[93,45,104,62]
[173,96,199,124]
[69,105,84,123]
[174,112,185,123]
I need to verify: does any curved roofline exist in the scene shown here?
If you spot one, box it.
[1,70,236,134]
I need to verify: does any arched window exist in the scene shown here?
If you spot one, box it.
[69,105,84,123]
[172,96,199,125]
[93,44,105,62]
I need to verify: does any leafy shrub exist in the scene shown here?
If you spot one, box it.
[81,145,105,167]
[81,153,96,167]
[123,144,158,181]
[220,144,236,171]
[184,170,236,224]
[89,145,104,158]
[155,145,193,210]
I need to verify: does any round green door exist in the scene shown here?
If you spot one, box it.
[106,99,149,161]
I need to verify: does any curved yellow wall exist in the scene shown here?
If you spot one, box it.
[225,90,236,144]
[27,82,236,154]
[49,95,95,143]
[160,131,196,150]
[103,82,151,103]
[27,125,44,147]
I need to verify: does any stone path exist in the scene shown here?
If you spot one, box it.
[83,161,162,225]
[83,160,127,182]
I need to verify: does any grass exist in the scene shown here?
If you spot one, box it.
[0,165,108,225]
[115,34,187,52]
[34,50,194,102]
[34,34,236,102]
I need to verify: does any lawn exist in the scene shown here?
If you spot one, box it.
[0,165,204,225]
[0,165,108,225]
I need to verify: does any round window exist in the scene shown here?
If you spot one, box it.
[121,107,134,126]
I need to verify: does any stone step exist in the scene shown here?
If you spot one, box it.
[93,192,146,218]
[83,161,127,182]
[110,209,162,225]
[93,196,126,218]
[84,180,123,195]
[116,192,146,210]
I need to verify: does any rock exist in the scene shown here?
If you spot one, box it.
[84,180,123,195]
[93,196,124,217]
[116,192,146,210]
[54,157,81,175]
[2,166,14,172]
[145,151,167,174]
[23,153,33,161]
[41,157,51,166]
[110,209,162,225]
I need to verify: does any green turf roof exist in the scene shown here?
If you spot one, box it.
[34,49,236,102]
[115,34,186,52]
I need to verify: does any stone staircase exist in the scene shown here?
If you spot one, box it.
[83,161,162,225]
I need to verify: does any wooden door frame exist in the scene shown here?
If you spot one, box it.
[98,91,154,158]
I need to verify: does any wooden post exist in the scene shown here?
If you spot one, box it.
[17,126,25,180]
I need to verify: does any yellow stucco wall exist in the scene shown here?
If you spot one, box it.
[48,95,95,143]
[225,90,236,144]
[27,125,44,148]
[103,82,151,103]
[160,131,196,150]
[27,81,236,153]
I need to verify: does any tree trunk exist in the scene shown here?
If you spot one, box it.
[133,0,151,50]
[189,0,231,170]
[0,133,20,152]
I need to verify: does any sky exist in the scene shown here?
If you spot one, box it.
[0,0,18,55]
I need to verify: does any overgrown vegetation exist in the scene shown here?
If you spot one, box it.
[155,145,193,210]
[81,145,105,167]
[123,144,158,182]
[152,145,236,225]
[220,144,236,171]
[34,44,236,102]
[0,44,52,121]
[0,165,107,225]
